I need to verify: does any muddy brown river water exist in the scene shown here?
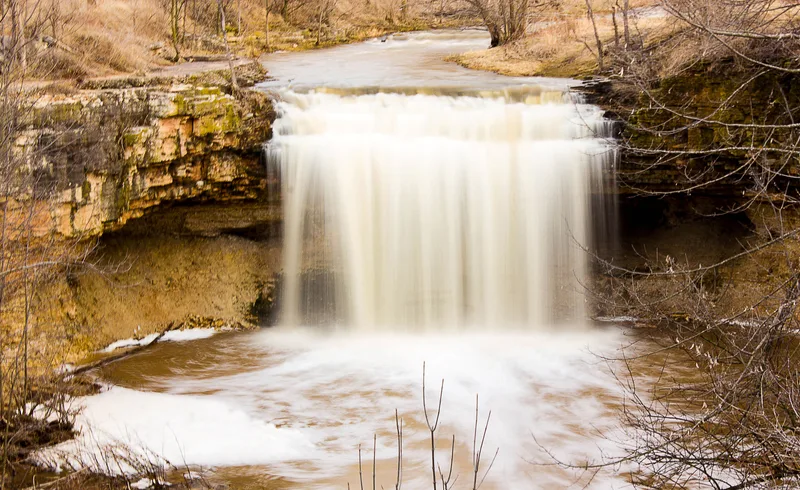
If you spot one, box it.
[89,328,645,489]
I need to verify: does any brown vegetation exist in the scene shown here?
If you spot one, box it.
[0,0,478,81]
[0,0,100,485]
[452,0,663,77]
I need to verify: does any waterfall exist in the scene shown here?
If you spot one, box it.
[268,89,616,330]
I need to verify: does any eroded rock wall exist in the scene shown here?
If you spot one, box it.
[586,65,800,321]
[18,82,277,239]
[9,77,284,356]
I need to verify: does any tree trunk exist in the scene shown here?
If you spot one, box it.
[218,0,239,92]
[316,1,322,46]
[192,0,197,48]
[612,3,620,49]
[489,23,500,47]
[170,0,182,61]
[584,0,604,71]
[622,0,630,49]
[182,0,187,45]
[50,0,59,38]
[10,0,18,66]
[20,0,26,71]
[265,0,270,51]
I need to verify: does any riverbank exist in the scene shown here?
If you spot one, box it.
[0,60,281,421]
[27,0,476,83]
[450,4,667,78]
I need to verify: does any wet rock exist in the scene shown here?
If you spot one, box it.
[249,275,280,326]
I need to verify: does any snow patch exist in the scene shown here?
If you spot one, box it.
[131,478,170,489]
[101,333,160,353]
[35,386,317,473]
[100,329,217,353]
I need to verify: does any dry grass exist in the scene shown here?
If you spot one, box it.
[453,0,800,79]
[452,0,672,78]
[8,0,464,80]
[36,0,180,77]
[14,0,670,80]
[642,1,800,79]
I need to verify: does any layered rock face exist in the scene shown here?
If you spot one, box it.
[587,66,800,197]
[8,78,285,353]
[18,81,277,239]
[586,66,800,321]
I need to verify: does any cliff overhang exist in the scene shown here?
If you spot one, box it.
[15,69,278,240]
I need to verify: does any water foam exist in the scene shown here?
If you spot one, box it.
[37,383,317,473]
[41,328,633,489]
[43,65,625,488]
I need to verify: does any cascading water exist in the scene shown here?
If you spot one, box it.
[269,89,616,329]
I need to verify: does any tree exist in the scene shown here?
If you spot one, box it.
[584,0,603,71]
[314,0,335,46]
[279,0,302,24]
[264,0,270,51]
[217,0,239,91]
[622,0,629,48]
[462,0,553,48]
[0,1,93,483]
[165,0,189,61]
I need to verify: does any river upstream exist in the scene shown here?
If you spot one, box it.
[39,30,668,489]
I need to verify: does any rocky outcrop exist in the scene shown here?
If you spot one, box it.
[17,79,277,239]
[585,65,800,198]
[7,72,285,354]
[583,66,800,321]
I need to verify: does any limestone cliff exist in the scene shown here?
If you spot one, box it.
[13,71,284,354]
[586,65,800,197]
[19,78,277,239]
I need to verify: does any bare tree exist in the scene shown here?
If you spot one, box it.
[279,0,304,24]
[462,0,553,47]
[314,0,335,46]
[620,0,630,48]
[165,0,189,61]
[584,0,604,71]
[0,1,98,484]
[438,0,450,24]
[217,0,239,91]
[352,366,497,489]
[265,0,270,51]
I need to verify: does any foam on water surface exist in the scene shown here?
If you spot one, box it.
[41,328,634,488]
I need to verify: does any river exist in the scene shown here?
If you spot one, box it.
[40,30,665,490]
